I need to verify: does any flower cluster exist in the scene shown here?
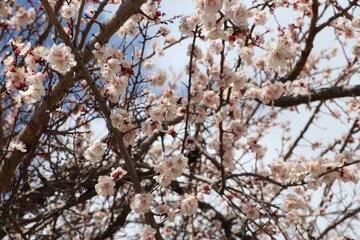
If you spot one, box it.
[267,40,295,69]
[110,107,129,131]
[154,154,188,187]
[110,107,137,146]
[84,140,107,163]
[225,2,248,30]
[4,60,46,104]
[179,15,201,36]
[95,167,127,197]
[9,6,35,29]
[0,1,12,18]
[306,154,359,189]
[243,203,260,220]
[61,1,78,19]
[9,140,27,153]
[253,9,267,25]
[19,73,45,104]
[259,82,284,104]
[148,70,167,86]
[194,0,223,14]
[269,152,359,189]
[201,90,219,109]
[283,193,308,211]
[246,136,265,160]
[111,166,127,180]
[47,43,77,74]
[107,75,129,103]
[5,66,26,92]
[118,15,142,37]
[95,175,115,197]
[180,194,199,216]
[244,82,285,104]
[130,193,153,213]
[141,0,161,22]
[92,44,130,103]
[141,89,179,136]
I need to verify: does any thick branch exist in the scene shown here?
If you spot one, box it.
[273,84,360,107]
[279,0,319,83]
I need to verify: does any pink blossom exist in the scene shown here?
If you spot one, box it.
[95,176,115,197]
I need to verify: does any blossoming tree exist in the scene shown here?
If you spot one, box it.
[1,0,360,239]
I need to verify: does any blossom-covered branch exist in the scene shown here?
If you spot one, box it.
[273,84,360,107]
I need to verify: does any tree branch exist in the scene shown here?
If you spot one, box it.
[272,84,360,107]
[279,0,319,83]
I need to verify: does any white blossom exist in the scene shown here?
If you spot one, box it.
[154,154,188,188]
[194,0,223,14]
[47,43,77,74]
[148,70,167,86]
[253,10,267,25]
[95,175,115,197]
[180,194,198,216]
[84,140,107,162]
[259,82,284,104]
[61,2,77,19]
[130,193,153,213]
[267,40,295,69]
[111,167,127,180]
[110,107,129,131]
[202,90,219,109]
[9,140,27,153]
[19,73,45,104]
